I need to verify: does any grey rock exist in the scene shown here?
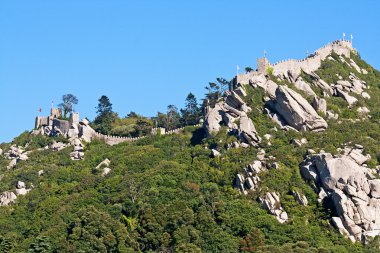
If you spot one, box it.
[268,86,327,132]
[0,191,17,206]
[96,158,111,169]
[211,149,221,158]
[259,192,288,223]
[312,97,327,115]
[336,89,358,106]
[361,92,371,99]
[293,191,308,206]
[300,151,380,241]
[102,167,111,176]
[294,78,316,96]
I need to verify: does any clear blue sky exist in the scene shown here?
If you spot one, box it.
[1,0,379,142]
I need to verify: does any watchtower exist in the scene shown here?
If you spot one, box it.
[257,50,269,74]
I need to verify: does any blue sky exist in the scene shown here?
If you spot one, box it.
[0,0,379,142]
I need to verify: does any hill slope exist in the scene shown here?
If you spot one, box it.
[1,40,380,252]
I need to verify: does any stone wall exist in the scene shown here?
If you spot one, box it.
[271,40,353,79]
[236,40,354,85]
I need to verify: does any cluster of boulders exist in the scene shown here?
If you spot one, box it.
[95,158,111,176]
[70,138,85,161]
[50,141,68,152]
[235,161,266,194]
[259,192,288,223]
[203,88,261,147]
[4,145,29,169]
[0,181,31,206]
[300,146,380,242]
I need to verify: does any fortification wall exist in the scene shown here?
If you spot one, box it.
[271,40,353,78]
[92,124,201,146]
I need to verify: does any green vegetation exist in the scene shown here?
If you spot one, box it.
[1,52,380,252]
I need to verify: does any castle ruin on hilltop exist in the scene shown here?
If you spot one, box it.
[236,39,354,85]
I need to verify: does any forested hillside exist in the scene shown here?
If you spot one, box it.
[1,42,380,252]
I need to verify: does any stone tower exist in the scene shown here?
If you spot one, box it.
[257,57,269,74]
[69,112,80,125]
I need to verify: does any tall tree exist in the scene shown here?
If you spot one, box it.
[59,94,78,118]
[96,95,113,115]
[204,77,230,108]
[167,105,181,130]
[180,93,201,125]
[93,95,114,135]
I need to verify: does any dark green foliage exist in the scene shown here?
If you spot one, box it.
[27,236,52,253]
[92,95,115,135]
[180,93,201,126]
[2,52,380,252]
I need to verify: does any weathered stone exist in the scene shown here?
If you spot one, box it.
[211,149,221,158]
[293,191,308,206]
[267,86,327,132]
[259,192,288,223]
[326,110,339,120]
[300,150,380,241]
[312,97,327,115]
[102,167,111,176]
[357,107,370,115]
[361,91,371,99]
[239,114,261,146]
[96,158,111,169]
[294,78,316,96]
[0,191,17,206]
[369,179,380,199]
[204,103,223,135]
[336,89,357,106]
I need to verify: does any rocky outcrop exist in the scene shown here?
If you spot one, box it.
[312,97,327,115]
[203,88,261,146]
[0,191,17,206]
[4,145,29,169]
[300,148,380,242]
[267,86,328,132]
[235,160,265,194]
[292,190,308,206]
[259,192,288,223]
[70,138,84,160]
[95,159,111,176]
[50,141,68,152]
[15,181,31,196]
[294,77,316,96]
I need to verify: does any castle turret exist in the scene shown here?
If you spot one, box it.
[257,57,269,74]
[69,112,80,125]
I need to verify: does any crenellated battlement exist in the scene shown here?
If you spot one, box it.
[92,125,201,145]
[236,39,354,85]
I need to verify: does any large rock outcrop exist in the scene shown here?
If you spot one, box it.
[267,86,328,132]
[300,149,380,242]
[259,192,288,223]
[203,88,261,146]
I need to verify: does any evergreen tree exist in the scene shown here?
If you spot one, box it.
[180,93,201,125]
[27,236,52,253]
[167,104,181,130]
[93,95,115,135]
[204,77,230,108]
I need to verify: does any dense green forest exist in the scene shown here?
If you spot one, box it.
[1,52,380,252]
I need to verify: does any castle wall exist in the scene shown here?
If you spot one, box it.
[52,119,70,134]
[271,40,353,79]
[35,116,49,129]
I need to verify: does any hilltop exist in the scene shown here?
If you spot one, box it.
[1,39,380,252]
